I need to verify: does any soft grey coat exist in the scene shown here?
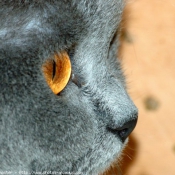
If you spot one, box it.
[0,1,138,174]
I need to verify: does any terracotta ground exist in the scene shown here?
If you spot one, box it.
[104,0,175,174]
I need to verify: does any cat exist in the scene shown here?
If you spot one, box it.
[0,1,138,174]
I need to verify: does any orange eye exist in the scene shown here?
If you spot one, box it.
[42,52,71,94]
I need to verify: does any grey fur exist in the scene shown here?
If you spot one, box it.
[0,1,138,174]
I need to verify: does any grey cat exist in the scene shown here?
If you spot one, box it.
[0,0,138,174]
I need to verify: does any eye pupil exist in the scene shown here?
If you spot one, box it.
[52,60,56,80]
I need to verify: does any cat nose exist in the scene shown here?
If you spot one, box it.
[107,112,138,142]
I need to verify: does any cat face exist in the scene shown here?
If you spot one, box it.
[0,0,137,174]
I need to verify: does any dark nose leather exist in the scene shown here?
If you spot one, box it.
[107,116,138,142]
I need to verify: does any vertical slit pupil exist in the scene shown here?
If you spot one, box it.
[52,60,56,80]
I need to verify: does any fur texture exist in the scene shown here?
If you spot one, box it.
[0,1,138,174]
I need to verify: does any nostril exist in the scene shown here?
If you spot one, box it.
[118,119,137,142]
[107,118,138,142]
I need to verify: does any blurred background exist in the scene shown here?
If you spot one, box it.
[104,0,175,174]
